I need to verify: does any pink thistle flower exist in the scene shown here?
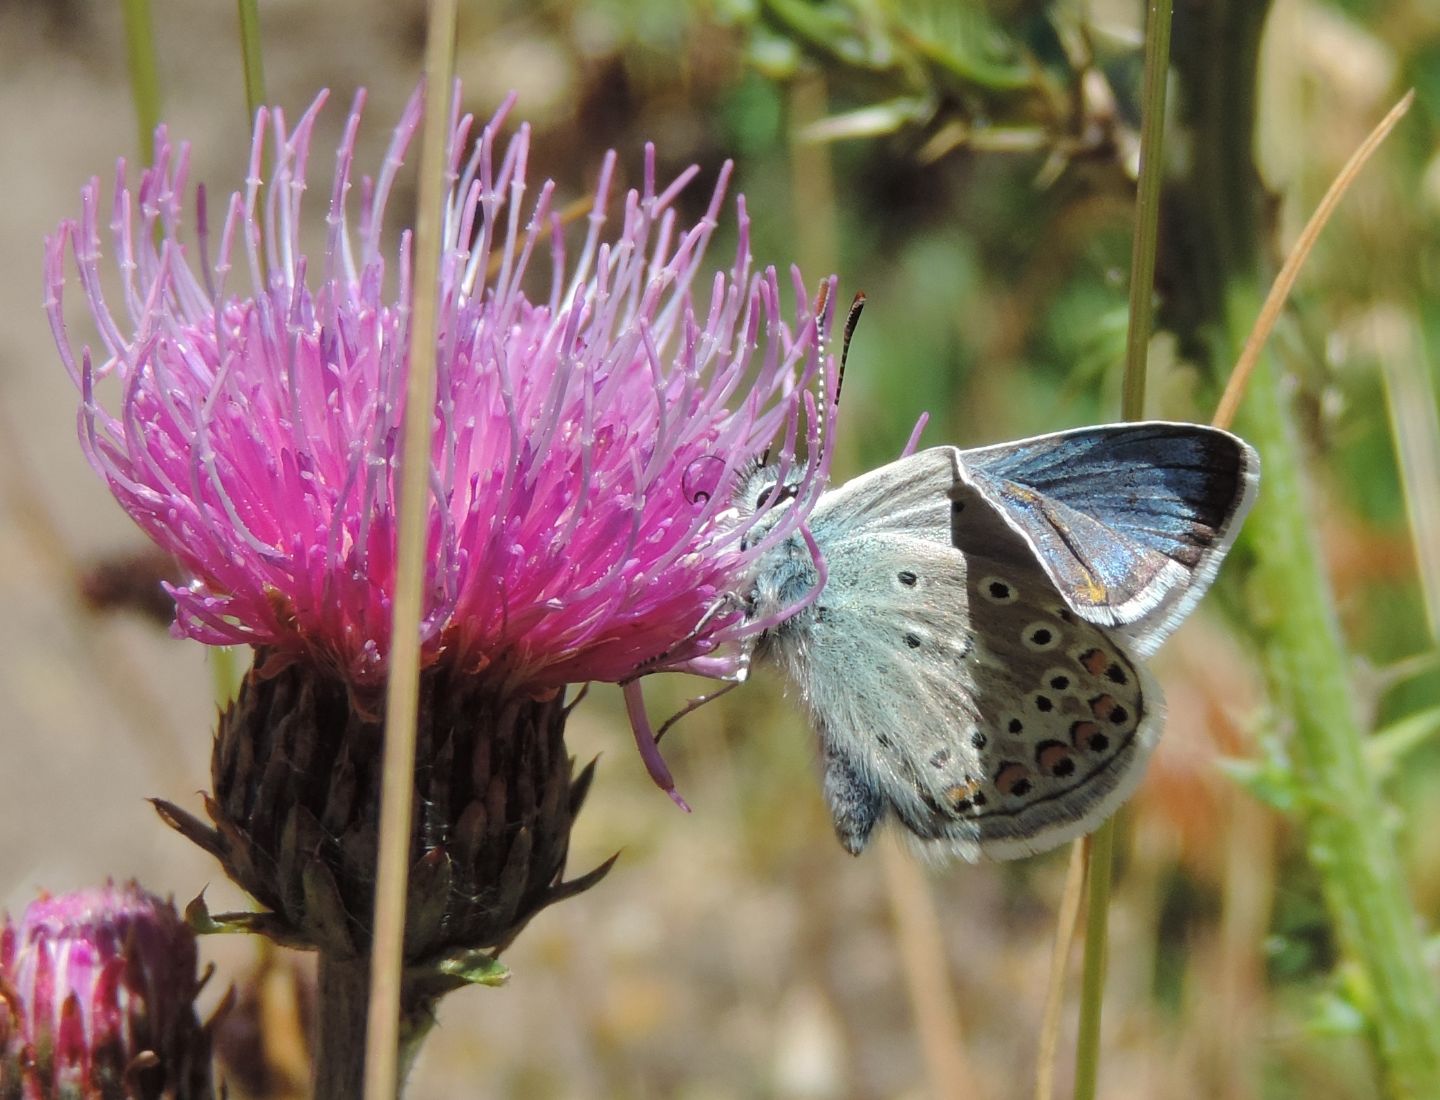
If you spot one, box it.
[0,882,212,1099]
[45,87,837,706]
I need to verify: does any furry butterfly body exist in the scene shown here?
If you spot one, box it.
[738,422,1259,861]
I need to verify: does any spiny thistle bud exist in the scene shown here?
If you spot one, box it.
[0,883,213,1100]
[158,653,607,979]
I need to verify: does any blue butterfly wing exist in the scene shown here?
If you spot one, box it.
[954,422,1259,655]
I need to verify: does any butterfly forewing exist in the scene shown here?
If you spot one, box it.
[800,446,957,537]
[957,423,1259,654]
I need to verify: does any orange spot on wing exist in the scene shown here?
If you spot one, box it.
[1071,720,1098,744]
[994,763,1032,796]
[1090,694,1118,720]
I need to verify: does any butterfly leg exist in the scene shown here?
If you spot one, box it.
[822,738,884,855]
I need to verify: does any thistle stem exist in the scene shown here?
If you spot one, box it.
[316,954,372,1100]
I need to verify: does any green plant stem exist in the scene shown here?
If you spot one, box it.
[236,0,267,121]
[1072,828,1112,1100]
[1120,0,1173,421]
[1073,4,1173,1097]
[121,0,161,162]
[234,0,269,287]
[1237,293,1440,1097]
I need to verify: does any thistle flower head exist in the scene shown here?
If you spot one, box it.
[47,86,837,695]
[0,882,212,1099]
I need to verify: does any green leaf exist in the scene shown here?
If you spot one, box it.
[1309,989,1369,1038]
[1366,703,1440,778]
[430,948,511,989]
[893,0,1032,91]
[798,96,933,142]
[761,0,890,71]
[1218,736,1302,815]
[182,890,311,948]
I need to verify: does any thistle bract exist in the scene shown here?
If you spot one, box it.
[46,87,836,695]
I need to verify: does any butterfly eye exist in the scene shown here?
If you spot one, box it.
[756,482,799,510]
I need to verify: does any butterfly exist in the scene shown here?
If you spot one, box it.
[736,421,1259,861]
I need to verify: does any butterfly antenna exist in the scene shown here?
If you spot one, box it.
[809,279,835,367]
[838,291,865,407]
[813,279,833,335]
[799,280,838,469]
